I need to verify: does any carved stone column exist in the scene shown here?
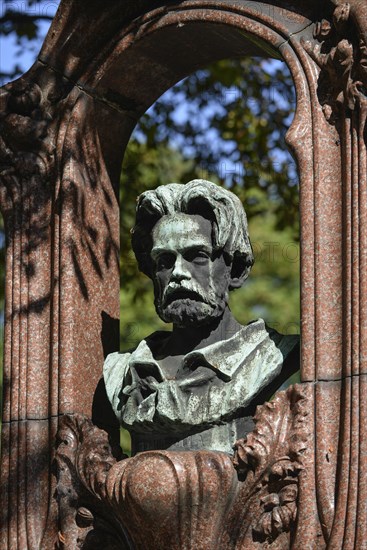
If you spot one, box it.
[303,3,367,546]
[0,65,121,548]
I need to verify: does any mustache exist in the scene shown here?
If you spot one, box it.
[162,283,205,306]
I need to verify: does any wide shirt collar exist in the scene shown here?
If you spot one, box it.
[127,318,292,382]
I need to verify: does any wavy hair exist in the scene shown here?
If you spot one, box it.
[131,179,254,287]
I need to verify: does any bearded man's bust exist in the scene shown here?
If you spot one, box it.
[104,180,299,455]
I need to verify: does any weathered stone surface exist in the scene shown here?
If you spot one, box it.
[1,1,367,548]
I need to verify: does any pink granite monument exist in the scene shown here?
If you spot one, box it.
[0,1,366,548]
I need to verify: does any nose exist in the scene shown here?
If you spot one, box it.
[171,254,191,282]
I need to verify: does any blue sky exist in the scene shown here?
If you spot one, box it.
[1,2,58,83]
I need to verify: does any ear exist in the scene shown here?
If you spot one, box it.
[228,256,252,290]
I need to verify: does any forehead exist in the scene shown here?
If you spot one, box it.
[152,214,212,252]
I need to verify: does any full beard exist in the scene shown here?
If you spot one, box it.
[155,294,228,327]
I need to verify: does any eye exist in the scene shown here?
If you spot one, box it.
[185,250,210,264]
[156,253,175,270]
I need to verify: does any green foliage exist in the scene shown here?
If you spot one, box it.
[120,57,299,350]
[230,207,300,333]
[138,57,298,235]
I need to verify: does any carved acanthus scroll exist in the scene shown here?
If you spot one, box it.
[232,385,309,545]
[55,415,129,549]
[302,3,367,123]
[0,72,72,196]
[54,385,309,549]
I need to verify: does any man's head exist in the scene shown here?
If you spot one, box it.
[131,180,254,327]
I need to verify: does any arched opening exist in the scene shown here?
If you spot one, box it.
[119,56,300,351]
[83,6,313,383]
[46,5,316,422]
[89,4,308,454]
[117,53,300,454]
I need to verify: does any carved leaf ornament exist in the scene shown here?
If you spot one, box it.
[233,386,308,543]
[302,3,367,122]
[55,386,309,548]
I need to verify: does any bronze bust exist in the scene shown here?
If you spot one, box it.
[104,179,299,454]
